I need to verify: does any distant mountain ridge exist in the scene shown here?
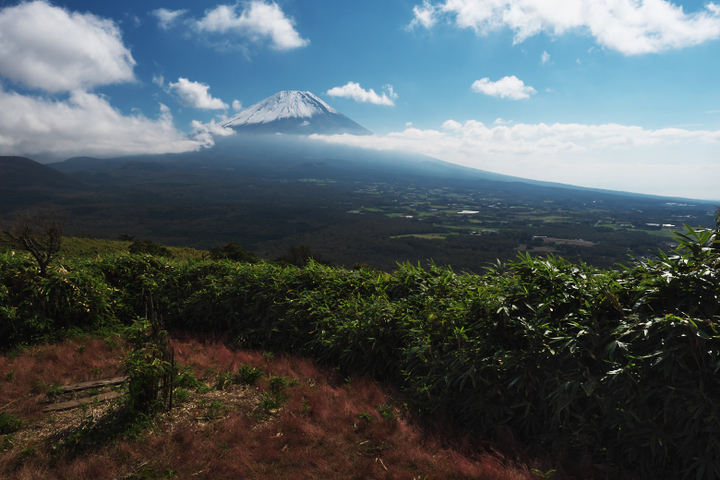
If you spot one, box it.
[0,156,85,191]
[221,91,372,135]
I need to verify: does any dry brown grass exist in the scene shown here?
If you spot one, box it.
[0,335,598,480]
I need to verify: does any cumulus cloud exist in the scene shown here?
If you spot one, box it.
[309,120,720,200]
[0,0,135,92]
[326,82,397,106]
[194,1,309,50]
[471,76,536,100]
[151,8,187,30]
[0,87,210,161]
[409,0,720,55]
[190,118,236,145]
[168,78,228,110]
[0,2,213,161]
[408,0,438,29]
[232,100,243,111]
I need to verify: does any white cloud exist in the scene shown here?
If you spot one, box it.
[152,74,164,87]
[190,119,236,145]
[0,1,135,92]
[309,120,720,200]
[541,51,550,64]
[442,119,463,130]
[194,1,309,50]
[168,78,228,110]
[471,76,536,100]
[408,0,438,29]
[232,100,243,111]
[326,82,397,106]
[409,0,720,55]
[151,8,187,30]
[0,87,210,161]
[494,118,511,125]
[406,122,413,126]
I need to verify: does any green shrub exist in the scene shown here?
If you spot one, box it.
[0,412,23,435]
[121,309,175,414]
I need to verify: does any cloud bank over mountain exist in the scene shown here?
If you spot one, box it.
[310,120,720,199]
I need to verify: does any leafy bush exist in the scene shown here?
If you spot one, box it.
[121,308,175,413]
[0,412,23,435]
[2,227,720,477]
[208,240,258,263]
[128,240,173,258]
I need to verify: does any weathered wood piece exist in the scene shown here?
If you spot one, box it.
[42,392,122,412]
[59,376,127,393]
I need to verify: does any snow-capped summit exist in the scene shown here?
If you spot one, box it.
[222,91,371,135]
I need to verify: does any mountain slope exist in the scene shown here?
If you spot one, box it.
[222,91,372,135]
[0,156,85,191]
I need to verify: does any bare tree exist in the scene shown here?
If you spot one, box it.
[0,208,64,277]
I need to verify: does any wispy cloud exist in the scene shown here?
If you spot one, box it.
[151,8,187,30]
[471,76,536,100]
[326,82,398,106]
[541,51,550,64]
[409,0,720,55]
[168,78,228,110]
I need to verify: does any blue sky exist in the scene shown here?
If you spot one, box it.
[0,0,719,200]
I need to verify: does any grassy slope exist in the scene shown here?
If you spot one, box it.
[0,336,572,480]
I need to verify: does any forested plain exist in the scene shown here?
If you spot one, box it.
[2,154,720,478]
[1,154,715,272]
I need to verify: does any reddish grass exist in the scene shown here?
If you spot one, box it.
[0,335,604,480]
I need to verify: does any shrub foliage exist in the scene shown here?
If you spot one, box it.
[1,225,719,477]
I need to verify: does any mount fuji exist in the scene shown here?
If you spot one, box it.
[221,91,372,135]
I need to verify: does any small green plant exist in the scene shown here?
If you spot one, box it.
[236,364,264,385]
[204,400,229,419]
[196,384,212,394]
[262,351,275,363]
[174,366,200,389]
[105,336,119,350]
[46,382,63,397]
[0,434,14,452]
[377,404,395,420]
[0,412,23,435]
[301,399,311,417]
[4,371,15,381]
[359,411,373,423]
[267,375,287,394]
[216,370,234,390]
[19,444,37,458]
[77,344,86,354]
[260,392,285,411]
[174,388,190,404]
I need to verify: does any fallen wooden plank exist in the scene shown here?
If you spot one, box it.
[59,376,127,393]
[43,392,122,412]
